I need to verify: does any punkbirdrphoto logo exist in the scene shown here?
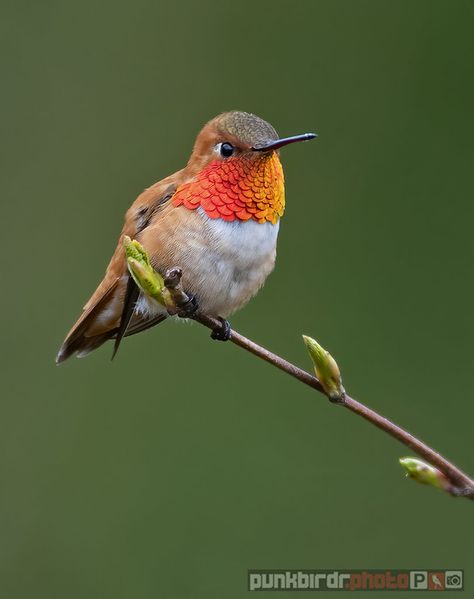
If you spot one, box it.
[248,569,464,591]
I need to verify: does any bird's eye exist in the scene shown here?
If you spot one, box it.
[218,142,235,158]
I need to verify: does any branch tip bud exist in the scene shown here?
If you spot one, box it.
[399,457,449,491]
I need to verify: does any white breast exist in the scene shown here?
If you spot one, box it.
[188,210,280,316]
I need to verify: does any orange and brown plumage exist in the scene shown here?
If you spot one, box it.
[56,111,315,363]
[172,151,285,224]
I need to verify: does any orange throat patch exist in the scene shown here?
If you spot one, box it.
[172,152,285,224]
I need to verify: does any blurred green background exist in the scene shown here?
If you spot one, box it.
[1,0,473,597]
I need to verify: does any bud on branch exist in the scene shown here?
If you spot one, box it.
[302,335,345,402]
[399,457,451,492]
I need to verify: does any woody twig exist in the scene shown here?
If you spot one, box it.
[124,237,474,501]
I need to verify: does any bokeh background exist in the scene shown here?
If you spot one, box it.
[1,1,473,597]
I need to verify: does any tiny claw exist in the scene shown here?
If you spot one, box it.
[177,293,199,318]
[210,317,231,341]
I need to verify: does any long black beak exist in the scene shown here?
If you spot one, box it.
[252,132,317,152]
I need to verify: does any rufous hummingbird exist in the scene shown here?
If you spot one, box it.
[57,111,316,363]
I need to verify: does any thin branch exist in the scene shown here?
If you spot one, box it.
[163,268,474,501]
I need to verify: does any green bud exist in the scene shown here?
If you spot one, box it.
[399,457,449,490]
[302,335,345,401]
[123,236,166,306]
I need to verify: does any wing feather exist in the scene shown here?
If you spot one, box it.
[56,179,180,362]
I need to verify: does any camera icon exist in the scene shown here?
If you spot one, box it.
[445,571,463,590]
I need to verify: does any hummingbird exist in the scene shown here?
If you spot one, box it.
[56,111,316,363]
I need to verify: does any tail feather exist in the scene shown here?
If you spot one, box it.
[56,275,168,364]
[111,275,140,360]
[56,279,121,364]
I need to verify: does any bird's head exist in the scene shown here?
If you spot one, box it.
[175,111,316,224]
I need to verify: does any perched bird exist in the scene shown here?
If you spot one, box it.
[56,111,315,363]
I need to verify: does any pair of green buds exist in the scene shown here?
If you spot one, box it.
[302,336,448,493]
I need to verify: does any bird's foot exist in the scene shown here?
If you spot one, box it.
[177,292,199,318]
[210,317,231,342]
